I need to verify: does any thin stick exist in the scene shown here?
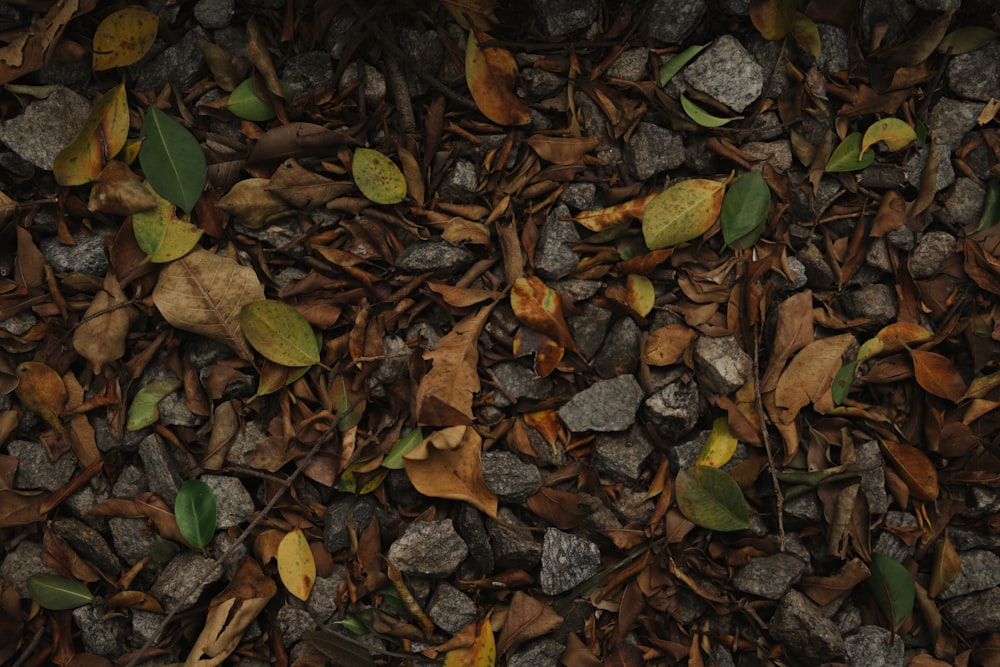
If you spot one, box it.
[753,318,786,551]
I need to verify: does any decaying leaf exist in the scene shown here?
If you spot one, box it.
[928,530,961,598]
[510,276,579,353]
[641,324,696,366]
[750,0,796,40]
[277,528,316,602]
[774,333,854,420]
[910,349,967,402]
[465,30,531,126]
[442,617,496,667]
[88,160,159,215]
[132,183,204,263]
[92,7,158,70]
[15,361,67,432]
[352,148,407,205]
[675,465,750,532]
[216,177,295,228]
[879,439,939,501]
[403,425,498,518]
[642,178,726,250]
[267,158,354,209]
[53,82,129,186]
[72,272,137,374]
[240,299,320,368]
[496,592,563,656]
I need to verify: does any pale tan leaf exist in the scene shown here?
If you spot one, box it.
[72,272,137,374]
[403,425,498,518]
[774,333,854,420]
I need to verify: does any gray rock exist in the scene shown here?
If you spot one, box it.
[0,540,60,596]
[554,278,601,302]
[277,604,317,644]
[816,23,849,73]
[438,159,479,203]
[873,512,919,562]
[647,0,706,43]
[491,361,553,408]
[909,231,957,279]
[732,553,808,600]
[109,517,157,566]
[928,98,984,148]
[613,487,655,524]
[200,474,254,528]
[139,366,200,428]
[40,227,112,276]
[427,583,477,633]
[592,430,653,483]
[540,528,600,595]
[785,490,823,522]
[130,609,166,651]
[947,40,1000,101]
[489,508,541,568]
[935,178,986,226]
[53,518,121,576]
[845,625,903,667]
[456,504,494,573]
[532,0,597,36]
[741,140,792,172]
[135,27,208,91]
[338,61,386,106]
[607,47,648,80]
[482,451,542,503]
[683,35,763,112]
[949,527,1000,551]
[790,174,844,222]
[856,441,889,515]
[306,572,346,624]
[535,204,582,279]
[399,28,444,97]
[839,283,897,327]
[568,303,612,359]
[227,418,267,467]
[150,552,222,609]
[627,122,685,180]
[667,430,748,472]
[769,590,845,663]
[139,433,185,503]
[0,86,89,170]
[558,374,644,432]
[0,310,36,335]
[866,240,894,274]
[282,51,335,99]
[509,639,565,667]
[797,243,837,289]
[387,519,468,577]
[904,143,955,193]
[323,495,376,554]
[559,182,596,210]
[773,255,808,291]
[938,550,1000,600]
[835,601,864,635]
[693,335,751,395]
[8,439,74,491]
[887,226,916,251]
[523,68,564,98]
[396,240,476,274]
[593,317,642,379]
[942,586,1000,636]
[75,603,129,657]
[643,377,700,440]
[193,0,233,28]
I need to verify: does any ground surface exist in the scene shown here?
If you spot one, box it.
[1,0,1000,666]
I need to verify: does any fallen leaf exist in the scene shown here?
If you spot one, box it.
[510,276,578,353]
[27,574,92,610]
[861,117,917,154]
[465,30,531,126]
[750,0,796,40]
[442,0,496,30]
[868,553,914,632]
[139,105,208,213]
[642,178,725,250]
[512,327,564,377]
[625,274,654,317]
[570,193,657,233]
[403,425,498,518]
[53,82,129,186]
[791,13,821,60]
[876,10,953,68]
[92,7,158,70]
[267,158,354,209]
[675,465,750,532]
[680,93,743,127]
[72,272,137,375]
[174,479,218,549]
[0,0,94,86]
[800,558,871,606]
[442,618,496,667]
[826,133,874,172]
[246,122,361,164]
[928,530,961,597]
[761,290,814,391]
[870,190,907,237]
[240,299,320,368]
[226,77,290,121]
[856,322,934,363]
[641,324,696,366]
[87,493,188,544]
[773,333,854,420]
[526,135,598,165]
[277,528,316,602]
[879,439,939,501]
[87,160,159,215]
[132,183,204,263]
[15,361,67,432]
[721,170,769,249]
[937,26,999,55]
[126,376,182,432]
[911,349,967,402]
[216,177,295,228]
[352,148,407,205]
[696,417,738,468]
[496,592,563,656]
[658,43,707,86]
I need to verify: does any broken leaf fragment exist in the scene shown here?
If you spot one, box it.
[277,528,316,601]
[132,183,204,263]
[465,29,531,126]
[53,82,129,186]
[642,178,725,250]
[126,375,182,432]
[352,147,407,205]
[240,299,321,368]
[675,465,750,531]
[403,425,498,518]
[92,7,158,70]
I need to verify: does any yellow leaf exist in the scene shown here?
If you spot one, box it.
[92,7,159,71]
[352,148,407,205]
[696,417,738,468]
[276,528,316,602]
[443,618,496,667]
[625,274,655,317]
[641,178,725,250]
[861,117,917,155]
[132,183,203,263]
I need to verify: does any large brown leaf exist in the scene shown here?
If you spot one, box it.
[402,425,498,518]
[774,333,854,420]
[152,249,265,360]
[880,439,939,501]
[911,350,967,402]
[496,591,564,656]
[72,272,137,375]
[465,30,531,126]
[761,290,814,391]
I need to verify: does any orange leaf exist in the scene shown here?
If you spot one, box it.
[512,327,564,377]
[570,193,657,233]
[856,322,934,363]
[911,350,967,402]
[879,439,939,501]
[928,530,961,598]
[641,324,696,366]
[526,135,598,165]
[403,425,498,518]
[53,82,129,186]
[510,276,579,353]
[443,618,496,667]
[277,528,316,601]
[465,30,531,126]
[14,362,67,432]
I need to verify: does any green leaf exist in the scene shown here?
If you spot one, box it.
[791,12,821,60]
[937,26,998,55]
[132,183,203,263]
[139,105,207,212]
[382,427,424,469]
[832,360,858,406]
[861,118,917,154]
[151,535,180,564]
[642,178,726,250]
[868,554,914,632]
[239,299,320,368]
[352,148,406,205]
[675,465,750,531]
[126,376,183,432]
[329,374,365,432]
[721,170,770,249]
[27,574,93,610]
[227,78,293,121]
[826,133,874,172]
[680,93,743,128]
[976,180,999,232]
[174,479,217,549]
[658,44,706,86]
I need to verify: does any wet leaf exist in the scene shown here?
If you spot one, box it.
[911,350,967,402]
[696,417,738,468]
[675,465,750,532]
[126,375,182,432]
[625,274,654,317]
[352,148,407,205]
[721,170,769,249]
[27,574,92,610]
[174,479,217,549]
[928,530,961,597]
[465,30,531,126]
[443,618,496,667]
[92,7,158,70]
[658,44,706,86]
[227,77,292,121]
[826,133,874,172]
[382,427,424,470]
[15,361,67,432]
[642,178,725,250]
[132,183,203,263]
[791,13,821,60]
[403,425,498,518]
[680,93,743,127]
[53,82,129,186]
[139,105,208,212]
[749,0,796,40]
[879,439,939,501]
[861,118,917,154]
[868,553,914,632]
[856,322,934,363]
[641,324,696,366]
[277,528,316,601]
[240,299,320,368]
[510,276,578,353]
[937,26,998,54]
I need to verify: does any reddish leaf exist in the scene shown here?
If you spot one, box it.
[879,439,939,502]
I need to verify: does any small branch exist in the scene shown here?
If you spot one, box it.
[753,317,786,551]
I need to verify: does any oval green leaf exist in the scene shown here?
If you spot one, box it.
[825,132,874,172]
[240,299,320,368]
[28,573,93,610]
[382,427,424,470]
[642,178,725,250]
[861,118,917,154]
[831,360,858,406]
[174,479,218,549]
[937,26,998,55]
[868,554,914,632]
[658,44,706,86]
[676,464,750,531]
[680,93,743,128]
[139,105,208,213]
[132,183,203,263]
[127,375,183,432]
[352,148,406,205]
[227,78,293,122]
[721,170,770,249]
[330,374,366,432]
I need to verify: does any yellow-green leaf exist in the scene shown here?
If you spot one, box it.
[659,44,706,86]
[92,7,159,71]
[937,26,998,55]
[696,417,738,468]
[240,299,320,368]
[352,148,406,205]
[826,133,874,172]
[625,274,654,317]
[227,78,293,121]
[126,376,182,432]
[680,93,743,127]
[642,178,725,250]
[277,528,316,602]
[132,183,203,263]
[750,0,796,40]
[676,465,750,531]
[443,618,496,667]
[382,427,424,470]
[861,118,917,154]
[791,12,822,60]
[53,82,129,186]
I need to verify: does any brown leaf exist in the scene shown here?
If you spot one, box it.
[266,159,354,210]
[526,135,599,165]
[879,439,939,501]
[761,290,814,391]
[510,276,579,353]
[911,350,967,402]
[870,190,906,237]
[750,0,796,39]
[641,324,696,366]
[773,333,854,420]
[14,361,67,432]
[427,282,500,308]
[152,248,265,361]
[72,272,137,375]
[465,30,531,126]
[402,425,498,518]
[198,39,250,92]
[526,487,589,530]
[415,303,493,425]
[216,177,295,228]
[0,489,47,528]
[105,590,164,613]
[87,493,190,545]
[875,11,953,67]
[247,122,360,164]
[512,328,565,377]
[929,530,961,597]
[563,633,603,667]
[800,558,871,605]
[496,591,564,656]
[0,0,95,85]
[87,160,158,216]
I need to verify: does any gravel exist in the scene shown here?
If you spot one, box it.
[539,528,600,595]
[558,374,645,432]
[387,519,469,577]
[0,86,89,170]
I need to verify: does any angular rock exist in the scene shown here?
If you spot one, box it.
[732,553,808,600]
[844,625,903,667]
[607,47,648,81]
[139,432,185,503]
[938,550,1000,600]
[558,374,644,432]
[427,582,477,633]
[535,204,582,279]
[559,182,596,210]
[489,508,541,568]
[769,590,845,663]
[135,27,208,91]
[942,587,1000,636]
[396,240,476,274]
[693,335,751,395]
[455,504,495,574]
[627,122,684,180]
[438,159,478,202]
[41,227,113,276]
[388,519,468,577]
[282,51,335,99]
[928,97,985,148]
[592,430,654,484]
[839,284,897,327]
[647,0,706,43]
[278,604,317,645]
[194,0,233,28]
[0,540,60,596]
[74,604,129,657]
[568,303,612,359]
[904,143,955,192]
[593,317,642,379]
[109,517,157,566]
[531,0,597,36]
[491,361,553,408]
[946,40,1000,101]
[643,377,700,440]
[815,23,849,73]
[482,451,542,503]
[509,639,565,667]
[540,528,600,595]
[935,178,986,226]
[323,495,377,554]
[683,35,763,112]
[200,474,254,528]
[8,439,74,491]
[150,552,222,609]
[908,231,957,279]
[796,243,837,289]
[873,512,919,562]
[0,86,89,170]
[306,572,346,624]
[741,140,792,172]
[53,518,121,576]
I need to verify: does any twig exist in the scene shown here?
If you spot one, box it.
[753,317,786,551]
[384,50,416,133]
[11,626,45,667]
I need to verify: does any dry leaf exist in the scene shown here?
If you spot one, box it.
[216,178,295,228]
[526,135,599,165]
[403,425,498,518]
[761,290,814,391]
[880,439,939,501]
[641,324,696,366]
[276,528,316,602]
[465,30,531,126]
[0,0,94,86]
[267,158,354,209]
[510,276,578,353]
[496,591,563,656]
[72,272,137,374]
[773,333,854,420]
[911,350,967,402]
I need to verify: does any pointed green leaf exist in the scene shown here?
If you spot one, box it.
[832,360,858,406]
[861,118,917,154]
[791,12,822,60]
[676,465,750,531]
[868,554,914,632]
[132,183,203,263]
[721,170,770,249]
[937,26,998,55]
[126,376,183,432]
[352,148,406,205]
[680,93,743,128]
[642,178,725,250]
[976,180,999,232]
[826,133,874,172]
[382,427,424,469]
[658,44,707,86]
[28,574,93,610]
[174,479,217,549]
[227,78,293,121]
[240,299,320,368]
[329,374,365,432]
[139,105,207,212]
